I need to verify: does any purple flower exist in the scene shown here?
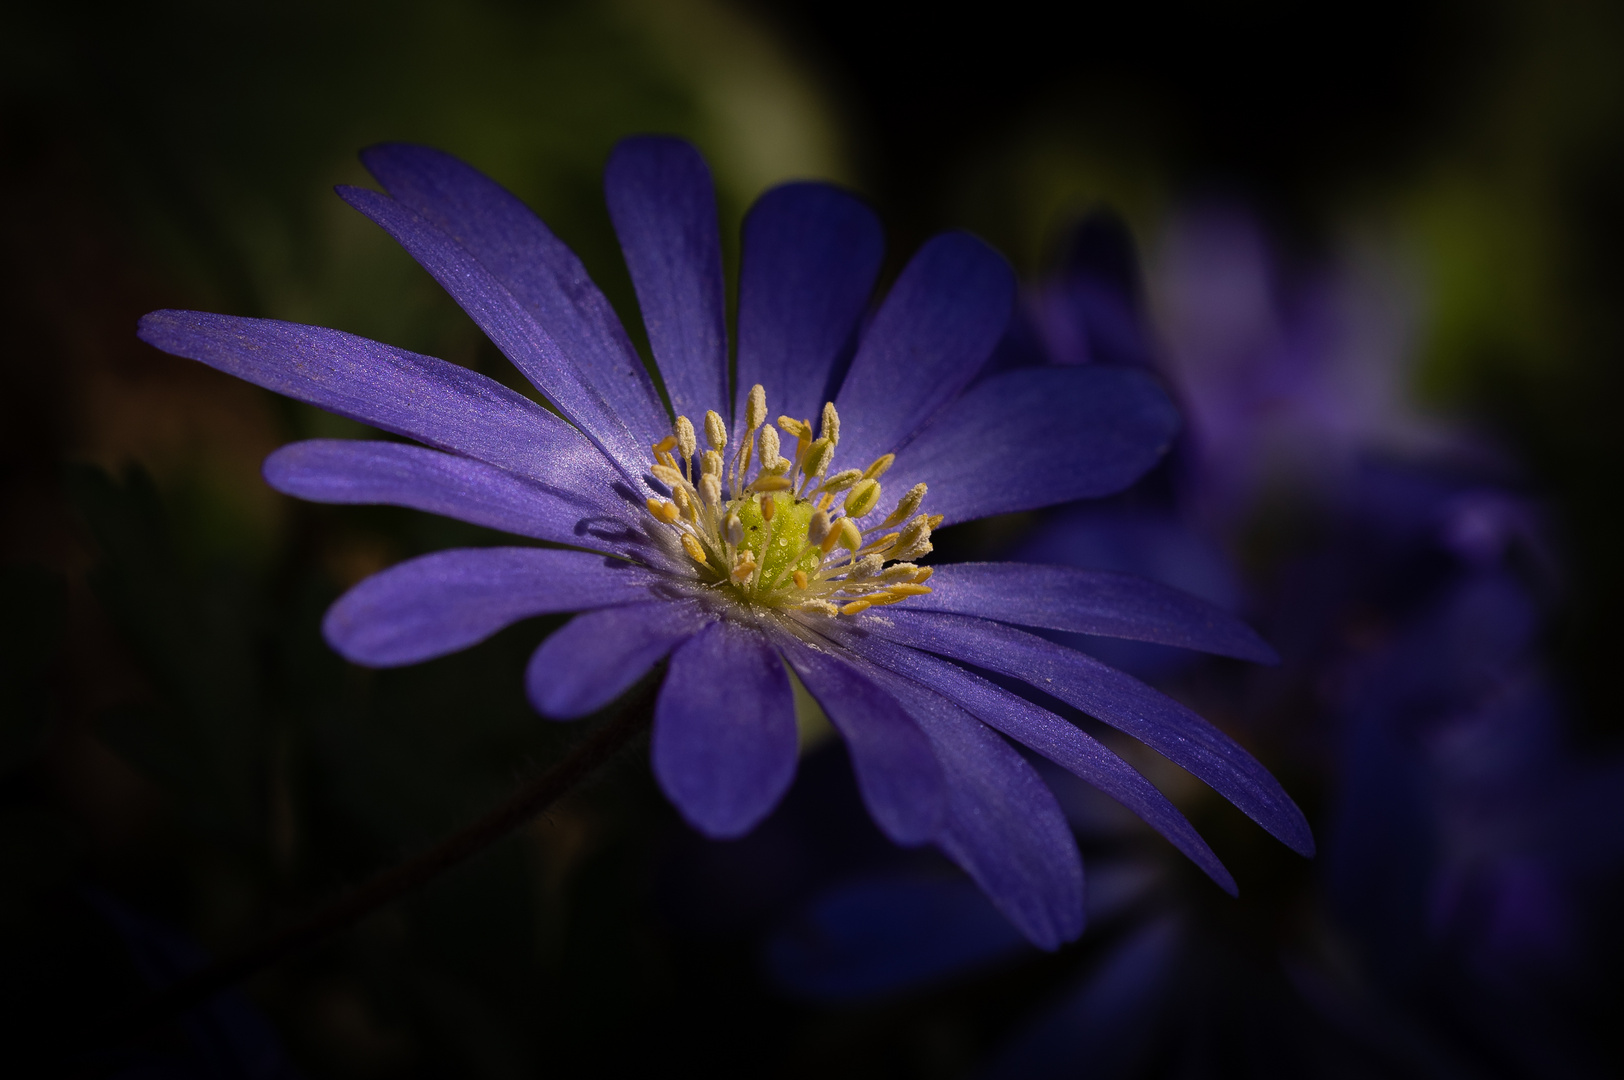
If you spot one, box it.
[136,137,1311,947]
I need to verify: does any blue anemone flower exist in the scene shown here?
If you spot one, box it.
[135,137,1310,947]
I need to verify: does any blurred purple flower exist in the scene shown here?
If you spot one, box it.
[136,139,1310,947]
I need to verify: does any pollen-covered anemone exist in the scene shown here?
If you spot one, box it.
[136,137,1312,948]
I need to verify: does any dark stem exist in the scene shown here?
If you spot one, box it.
[115,701,652,1042]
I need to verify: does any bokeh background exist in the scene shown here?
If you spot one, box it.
[3,1,1622,1076]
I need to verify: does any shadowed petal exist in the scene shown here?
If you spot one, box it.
[834,232,1015,468]
[845,632,1236,894]
[911,563,1276,663]
[734,183,884,436]
[778,637,947,845]
[605,137,729,424]
[264,440,641,554]
[654,620,798,838]
[324,548,658,667]
[865,611,1316,857]
[833,648,1084,949]
[526,601,714,720]
[338,185,651,473]
[359,143,671,449]
[889,366,1179,525]
[137,312,623,500]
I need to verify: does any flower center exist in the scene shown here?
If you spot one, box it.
[643,384,941,616]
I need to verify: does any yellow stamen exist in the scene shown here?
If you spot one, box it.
[863,453,894,480]
[840,600,872,615]
[646,497,680,524]
[792,571,808,590]
[681,534,708,565]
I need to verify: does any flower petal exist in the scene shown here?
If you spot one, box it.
[865,611,1316,857]
[604,136,729,424]
[338,185,651,474]
[889,365,1180,525]
[526,601,714,720]
[845,633,1236,895]
[872,665,1085,950]
[137,312,623,500]
[653,620,798,839]
[834,232,1015,467]
[910,562,1277,663]
[358,143,671,449]
[734,183,884,434]
[323,548,658,667]
[264,440,644,555]
[778,637,947,845]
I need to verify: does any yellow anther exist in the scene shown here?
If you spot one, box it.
[761,496,776,522]
[672,487,694,517]
[681,534,708,565]
[724,511,744,546]
[704,410,728,451]
[863,454,894,480]
[701,450,724,477]
[927,514,944,529]
[792,570,809,590]
[730,552,758,585]
[821,402,840,445]
[882,482,927,528]
[840,600,872,616]
[821,469,861,493]
[699,474,722,507]
[656,450,677,470]
[674,416,697,461]
[778,416,810,439]
[863,590,914,607]
[850,554,884,579]
[884,583,933,597]
[844,478,881,518]
[879,562,917,581]
[803,437,834,479]
[801,599,840,616]
[745,384,767,431]
[816,492,833,510]
[651,463,684,489]
[837,517,863,553]
[808,509,832,546]
[864,533,899,555]
[646,497,680,524]
[758,424,782,469]
[752,475,793,492]
[913,566,933,584]
[653,435,678,456]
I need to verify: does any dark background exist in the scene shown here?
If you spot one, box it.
[3,1,1621,1076]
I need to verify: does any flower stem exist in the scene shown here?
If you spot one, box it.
[116,699,653,1040]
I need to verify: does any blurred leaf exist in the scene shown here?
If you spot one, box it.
[66,462,269,839]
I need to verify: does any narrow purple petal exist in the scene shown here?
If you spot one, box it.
[864,611,1315,857]
[137,312,625,500]
[653,621,798,839]
[834,232,1015,467]
[845,633,1236,894]
[527,601,713,720]
[263,440,645,555]
[777,637,947,845]
[734,183,884,434]
[911,563,1277,663]
[889,366,1179,525]
[323,548,658,667]
[828,647,1084,949]
[604,137,729,424]
[359,143,672,449]
[338,185,650,474]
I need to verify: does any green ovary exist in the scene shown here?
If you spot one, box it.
[734,493,823,596]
